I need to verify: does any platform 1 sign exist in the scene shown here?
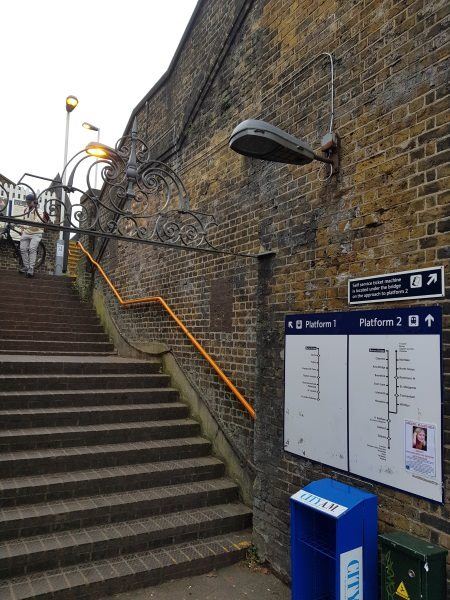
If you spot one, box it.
[348,266,444,305]
[284,307,443,502]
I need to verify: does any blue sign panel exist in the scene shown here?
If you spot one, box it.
[284,307,443,502]
[348,266,444,304]
[285,306,442,335]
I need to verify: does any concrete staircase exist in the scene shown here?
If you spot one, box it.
[0,272,114,356]
[0,270,252,599]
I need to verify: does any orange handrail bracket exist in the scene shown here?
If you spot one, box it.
[77,242,256,419]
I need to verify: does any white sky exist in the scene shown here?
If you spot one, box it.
[1,0,198,187]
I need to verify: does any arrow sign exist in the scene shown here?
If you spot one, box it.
[425,314,435,327]
[349,266,444,304]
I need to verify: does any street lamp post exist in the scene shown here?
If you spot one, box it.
[55,95,78,276]
[82,122,101,190]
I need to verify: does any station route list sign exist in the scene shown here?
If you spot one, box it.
[284,306,443,502]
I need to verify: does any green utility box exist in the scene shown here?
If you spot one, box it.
[380,532,447,600]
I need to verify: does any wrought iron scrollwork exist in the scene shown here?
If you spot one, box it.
[0,118,256,257]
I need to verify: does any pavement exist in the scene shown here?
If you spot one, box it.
[110,562,290,600]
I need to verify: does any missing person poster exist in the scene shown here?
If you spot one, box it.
[404,420,437,480]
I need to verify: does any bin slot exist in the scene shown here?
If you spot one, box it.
[294,547,335,598]
[298,536,336,560]
[295,504,336,558]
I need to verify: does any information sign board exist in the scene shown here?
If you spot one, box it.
[348,266,444,304]
[285,307,443,502]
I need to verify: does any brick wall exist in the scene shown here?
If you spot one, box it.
[91,0,449,582]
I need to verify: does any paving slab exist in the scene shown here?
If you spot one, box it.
[110,561,290,599]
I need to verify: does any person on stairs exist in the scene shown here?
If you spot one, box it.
[19,192,48,277]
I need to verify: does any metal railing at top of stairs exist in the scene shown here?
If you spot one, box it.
[77,242,256,420]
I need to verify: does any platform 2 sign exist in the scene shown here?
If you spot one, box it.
[284,307,443,502]
[348,266,444,305]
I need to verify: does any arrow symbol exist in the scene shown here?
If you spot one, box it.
[427,273,438,285]
[425,314,435,327]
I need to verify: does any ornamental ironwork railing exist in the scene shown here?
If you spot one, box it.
[0,119,257,258]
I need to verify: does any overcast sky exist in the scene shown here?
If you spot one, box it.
[1,0,198,187]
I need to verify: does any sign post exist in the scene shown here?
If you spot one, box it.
[55,239,65,276]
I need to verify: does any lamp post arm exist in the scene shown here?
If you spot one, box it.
[312,152,333,165]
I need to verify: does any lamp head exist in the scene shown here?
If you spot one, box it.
[83,122,99,132]
[229,119,315,165]
[66,95,79,113]
[85,142,117,159]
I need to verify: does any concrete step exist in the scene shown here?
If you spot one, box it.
[0,373,170,392]
[0,349,116,356]
[0,387,179,409]
[0,478,239,540]
[0,357,160,375]
[0,288,81,302]
[0,503,252,578]
[0,305,98,320]
[0,329,111,343]
[0,530,252,600]
[0,402,190,428]
[0,298,95,312]
[0,288,81,300]
[0,418,200,451]
[0,312,100,327]
[0,339,116,354]
[0,436,212,476]
[0,270,74,286]
[0,321,105,333]
[0,456,225,507]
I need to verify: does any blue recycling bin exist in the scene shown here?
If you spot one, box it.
[290,478,377,599]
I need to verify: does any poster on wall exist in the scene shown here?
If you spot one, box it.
[404,420,437,479]
[284,307,443,502]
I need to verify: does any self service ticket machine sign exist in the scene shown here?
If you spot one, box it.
[290,478,377,599]
[348,267,444,304]
[284,307,443,502]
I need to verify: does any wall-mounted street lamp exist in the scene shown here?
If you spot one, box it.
[229,52,338,176]
[83,122,101,189]
[229,119,338,173]
[229,119,320,165]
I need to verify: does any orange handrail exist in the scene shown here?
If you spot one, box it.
[77,242,256,420]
